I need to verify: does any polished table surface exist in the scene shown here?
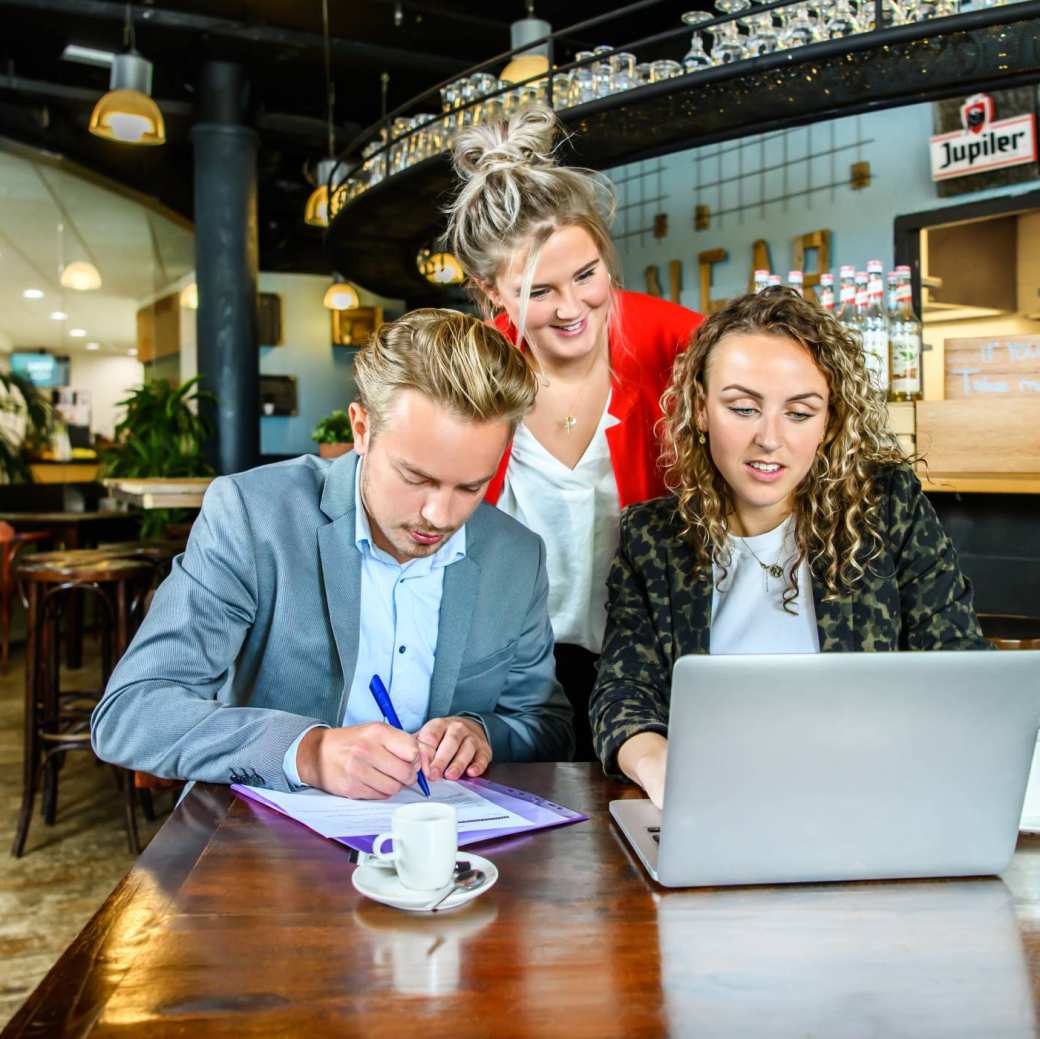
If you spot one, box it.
[7,763,1040,1038]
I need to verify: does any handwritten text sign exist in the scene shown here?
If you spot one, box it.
[944,335,1040,399]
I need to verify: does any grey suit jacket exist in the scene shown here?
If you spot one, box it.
[91,452,573,791]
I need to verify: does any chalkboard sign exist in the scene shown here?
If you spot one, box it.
[944,335,1040,399]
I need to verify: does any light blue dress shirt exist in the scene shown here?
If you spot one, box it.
[282,457,466,787]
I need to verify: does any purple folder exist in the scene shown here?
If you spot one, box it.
[231,777,587,854]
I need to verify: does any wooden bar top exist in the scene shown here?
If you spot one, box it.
[6,763,1040,1038]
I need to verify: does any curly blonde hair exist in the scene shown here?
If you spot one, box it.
[660,287,908,608]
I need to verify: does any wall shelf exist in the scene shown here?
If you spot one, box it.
[327,3,1040,300]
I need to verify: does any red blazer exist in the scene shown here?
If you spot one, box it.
[485,289,704,509]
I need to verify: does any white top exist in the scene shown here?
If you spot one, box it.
[497,405,621,654]
[710,517,821,655]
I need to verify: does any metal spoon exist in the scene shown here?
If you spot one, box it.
[427,868,485,912]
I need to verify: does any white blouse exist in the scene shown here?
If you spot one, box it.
[496,406,620,654]
[710,517,820,655]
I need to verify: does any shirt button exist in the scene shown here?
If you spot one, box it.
[398,645,406,654]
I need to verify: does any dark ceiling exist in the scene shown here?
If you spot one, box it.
[0,0,703,277]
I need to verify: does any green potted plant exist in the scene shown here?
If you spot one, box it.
[101,376,215,538]
[311,409,354,459]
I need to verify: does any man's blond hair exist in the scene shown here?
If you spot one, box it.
[353,308,537,433]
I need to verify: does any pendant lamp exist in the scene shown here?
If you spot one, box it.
[89,31,165,146]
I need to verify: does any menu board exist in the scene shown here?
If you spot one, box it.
[944,334,1040,399]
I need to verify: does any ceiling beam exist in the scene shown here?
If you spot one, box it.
[1,0,471,76]
[0,71,193,116]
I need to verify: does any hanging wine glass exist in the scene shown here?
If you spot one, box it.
[777,2,816,50]
[681,11,714,72]
[824,0,859,38]
[713,0,750,63]
[745,11,781,56]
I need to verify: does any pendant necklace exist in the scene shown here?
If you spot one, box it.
[557,347,607,432]
[533,339,607,435]
[743,539,786,581]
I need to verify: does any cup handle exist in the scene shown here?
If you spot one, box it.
[372,832,396,864]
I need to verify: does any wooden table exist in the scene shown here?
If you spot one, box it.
[6,763,1040,1037]
[0,512,139,551]
[104,478,213,511]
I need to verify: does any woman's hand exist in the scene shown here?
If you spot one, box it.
[617,731,668,809]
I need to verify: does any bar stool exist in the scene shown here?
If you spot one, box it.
[12,556,153,858]
[95,539,184,593]
[978,614,1040,651]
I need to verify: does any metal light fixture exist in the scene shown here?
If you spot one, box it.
[60,260,102,291]
[88,5,165,145]
[304,0,343,228]
[500,1,551,83]
[323,281,360,311]
[417,248,465,286]
[305,159,344,229]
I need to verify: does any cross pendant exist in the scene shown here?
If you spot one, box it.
[562,415,577,433]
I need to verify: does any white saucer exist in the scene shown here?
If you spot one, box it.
[352,852,498,913]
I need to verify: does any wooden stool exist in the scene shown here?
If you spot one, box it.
[16,549,115,671]
[12,557,153,858]
[94,540,183,588]
[978,613,1040,651]
[0,520,51,673]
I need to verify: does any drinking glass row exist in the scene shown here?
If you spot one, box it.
[329,0,1015,214]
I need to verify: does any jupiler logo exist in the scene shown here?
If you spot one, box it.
[930,93,1037,181]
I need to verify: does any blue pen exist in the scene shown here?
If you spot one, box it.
[368,674,431,798]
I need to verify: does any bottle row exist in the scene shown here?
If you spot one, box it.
[754,263,923,402]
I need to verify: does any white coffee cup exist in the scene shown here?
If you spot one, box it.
[372,803,457,891]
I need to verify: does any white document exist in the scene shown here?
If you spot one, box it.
[242,779,526,839]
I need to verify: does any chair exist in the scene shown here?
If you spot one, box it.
[12,556,153,858]
[0,520,51,673]
[978,614,1040,651]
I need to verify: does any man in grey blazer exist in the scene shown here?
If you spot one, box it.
[92,309,573,797]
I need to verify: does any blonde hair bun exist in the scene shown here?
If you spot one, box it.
[452,105,559,179]
[445,101,621,324]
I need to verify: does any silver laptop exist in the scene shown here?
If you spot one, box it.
[610,651,1040,887]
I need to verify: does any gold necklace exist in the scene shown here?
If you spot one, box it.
[533,342,608,435]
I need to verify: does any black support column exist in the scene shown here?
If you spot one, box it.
[192,61,259,475]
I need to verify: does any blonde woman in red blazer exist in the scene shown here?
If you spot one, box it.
[447,105,703,758]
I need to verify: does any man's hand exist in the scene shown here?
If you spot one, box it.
[416,716,492,782]
[295,723,422,799]
[617,731,668,810]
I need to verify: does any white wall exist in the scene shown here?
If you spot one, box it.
[67,353,144,438]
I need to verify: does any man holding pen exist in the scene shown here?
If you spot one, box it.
[91,309,573,798]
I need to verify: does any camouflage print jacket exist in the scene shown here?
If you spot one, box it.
[590,464,991,773]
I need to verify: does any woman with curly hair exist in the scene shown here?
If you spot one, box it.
[446,103,702,759]
[590,287,989,806]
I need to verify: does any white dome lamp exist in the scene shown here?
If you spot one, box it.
[500,2,552,84]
